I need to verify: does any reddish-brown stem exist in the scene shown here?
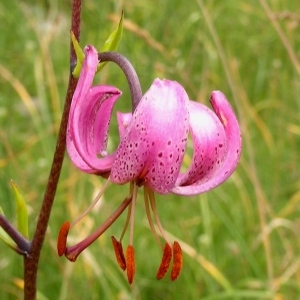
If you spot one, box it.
[23,1,82,299]
[70,0,82,63]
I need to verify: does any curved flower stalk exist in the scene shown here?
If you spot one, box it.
[58,45,242,284]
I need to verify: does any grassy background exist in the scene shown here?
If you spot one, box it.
[0,0,300,299]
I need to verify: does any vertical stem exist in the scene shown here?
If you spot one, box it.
[23,1,82,299]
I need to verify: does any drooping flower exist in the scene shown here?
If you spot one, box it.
[58,45,242,284]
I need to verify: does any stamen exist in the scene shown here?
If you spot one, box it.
[65,195,132,262]
[144,187,162,249]
[119,182,134,242]
[70,179,112,228]
[156,243,172,280]
[170,241,183,281]
[126,245,135,284]
[119,203,132,242]
[129,183,138,245]
[111,236,126,270]
[148,189,170,245]
[57,221,70,256]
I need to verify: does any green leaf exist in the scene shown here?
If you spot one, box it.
[11,180,28,238]
[70,30,85,78]
[0,207,17,249]
[97,10,124,71]
[70,11,123,77]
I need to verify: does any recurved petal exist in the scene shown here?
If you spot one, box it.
[175,101,228,187]
[67,45,122,173]
[68,86,122,173]
[172,91,242,195]
[110,79,190,194]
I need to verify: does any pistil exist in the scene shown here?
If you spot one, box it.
[58,195,132,260]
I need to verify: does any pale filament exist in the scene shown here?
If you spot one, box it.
[148,189,171,246]
[129,183,139,245]
[144,186,163,249]
[70,179,112,228]
[119,182,134,242]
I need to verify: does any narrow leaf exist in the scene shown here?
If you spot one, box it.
[0,207,17,249]
[10,180,28,238]
[70,30,85,78]
[97,10,124,71]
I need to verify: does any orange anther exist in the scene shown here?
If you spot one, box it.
[111,236,126,270]
[170,241,183,281]
[57,221,70,256]
[156,243,172,280]
[126,245,135,284]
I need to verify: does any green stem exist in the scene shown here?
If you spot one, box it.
[23,1,82,299]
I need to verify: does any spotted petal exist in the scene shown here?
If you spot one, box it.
[172,91,242,195]
[67,45,122,174]
[110,79,190,194]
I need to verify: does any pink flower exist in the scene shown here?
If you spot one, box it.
[58,45,242,284]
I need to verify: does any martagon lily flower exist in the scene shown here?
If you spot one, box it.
[57,45,242,284]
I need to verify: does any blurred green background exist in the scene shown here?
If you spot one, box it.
[0,0,300,299]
